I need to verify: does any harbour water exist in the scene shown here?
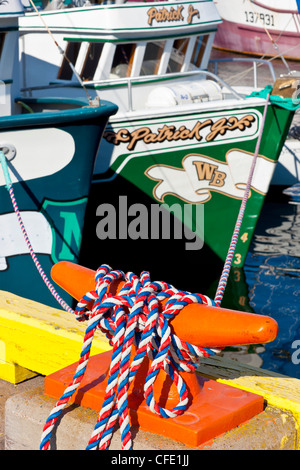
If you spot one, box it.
[221,187,300,378]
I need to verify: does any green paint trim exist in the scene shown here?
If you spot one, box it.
[50,68,221,90]
[17,96,89,106]
[0,13,23,17]
[63,28,218,44]
[50,74,186,89]
[21,21,220,33]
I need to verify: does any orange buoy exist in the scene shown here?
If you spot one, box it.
[51,261,278,348]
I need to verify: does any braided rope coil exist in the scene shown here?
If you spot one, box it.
[40,265,220,450]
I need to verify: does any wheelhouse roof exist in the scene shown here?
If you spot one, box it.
[19,0,222,40]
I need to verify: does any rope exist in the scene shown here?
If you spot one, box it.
[0,151,74,313]
[40,264,220,450]
[214,92,270,306]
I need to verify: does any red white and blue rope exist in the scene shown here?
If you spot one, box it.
[40,264,220,450]
[214,93,270,306]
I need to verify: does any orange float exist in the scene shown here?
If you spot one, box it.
[45,261,278,448]
[51,261,278,348]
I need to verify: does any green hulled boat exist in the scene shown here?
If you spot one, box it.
[16,0,300,279]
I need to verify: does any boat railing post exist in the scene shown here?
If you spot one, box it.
[253,61,258,89]
[127,77,132,112]
[213,61,218,76]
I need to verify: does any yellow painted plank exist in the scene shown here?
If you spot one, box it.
[0,360,37,384]
[198,355,300,446]
[0,290,111,380]
[0,339,38,383]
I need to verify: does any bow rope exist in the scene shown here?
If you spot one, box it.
[214,92,270,306]
[40,264,220,450]
[0,151,73,313]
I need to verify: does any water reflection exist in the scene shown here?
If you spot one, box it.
[236,191,300,377]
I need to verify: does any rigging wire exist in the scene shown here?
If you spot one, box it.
[27,0,93,103]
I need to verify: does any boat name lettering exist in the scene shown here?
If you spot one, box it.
[147,4,199,26]
[104,114,256,151]
[187,5,200,24]
[147,6,183,25]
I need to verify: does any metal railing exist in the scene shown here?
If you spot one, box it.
[21,68,245,113]
[209,57,277,89]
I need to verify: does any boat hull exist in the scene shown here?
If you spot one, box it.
[0,101,117,308]
[87,99,294,276]
[213,0,300,60]
[214,18,300,60]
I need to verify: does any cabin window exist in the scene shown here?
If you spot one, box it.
[110,43,136,78]
[81,42,104,81]
[57,41,104,81]
[167,38,189,73]
[191,35,209,68]
[140,41,165,76]
[57,41,81,80]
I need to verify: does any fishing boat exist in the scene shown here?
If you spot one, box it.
[15,0,300,281]
[0,0,118,308]
[213,0,300,60]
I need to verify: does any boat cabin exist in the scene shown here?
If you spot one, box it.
[0,0,25,116]
[18,0,245,114]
